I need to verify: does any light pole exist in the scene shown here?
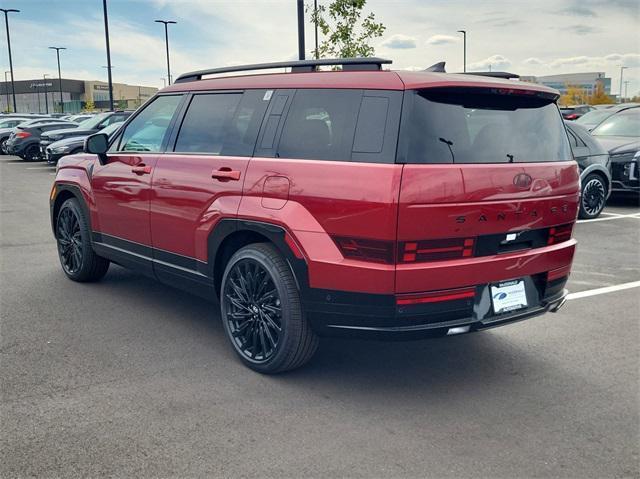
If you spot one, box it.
[43,74,50,114]
[102,0,114,111]
[160,77,166,88]
[4,71,9,113]
[155,20,176,85]
[623,80,630,101]
[1,8,19,112]
[49,47,66,113]
[313,0,319,59]
[297,0,305,60]
[457,30,466,72]
[619,66,627,103]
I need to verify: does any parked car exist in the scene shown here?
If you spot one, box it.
[50,58,577,373]
[40,111,132,151]
[5,121,78,160]
[0,118,71,155]
[564,121,611,218]
[591,107,640,196]
[575,104,639,131]
[68,114,95,123]
[560,104,594,120]
[45,122,123,164]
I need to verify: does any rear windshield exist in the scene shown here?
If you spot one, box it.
[398,89,572,164]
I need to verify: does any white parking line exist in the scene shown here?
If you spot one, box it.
[577,213,640,223]
[567,280,640,300]
[25,166,54,170]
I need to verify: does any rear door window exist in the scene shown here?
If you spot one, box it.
[397,89,572,164]
[173,90,268,156]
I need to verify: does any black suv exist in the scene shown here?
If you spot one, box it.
[40,111,132,154]
[6,120,78,161]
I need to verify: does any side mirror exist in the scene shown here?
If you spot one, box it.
[84,133,109,164]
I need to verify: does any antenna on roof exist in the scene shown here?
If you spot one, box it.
[425,62,446,73]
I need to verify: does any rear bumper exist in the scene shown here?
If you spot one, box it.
[304,272,570,340]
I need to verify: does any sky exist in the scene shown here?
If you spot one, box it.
[2,0,639,97]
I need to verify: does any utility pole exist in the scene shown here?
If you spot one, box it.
[43,74,50,114]
[102,0,114,111]
[623,80,630,101]
[314,0,319,59]
[457,30,466,72]
[619,66,627,104]
[1,8,20,112]
[297,0,305,60]
[49,47,66,113]
[155,20,177,85]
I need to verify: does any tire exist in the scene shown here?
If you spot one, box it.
[220,242,318,374]
[0,138,7,155]
[55,197,110,282]
[579,173,608,219]
[21,144,41,162]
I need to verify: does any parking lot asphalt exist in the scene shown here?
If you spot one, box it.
[1,156,639,478]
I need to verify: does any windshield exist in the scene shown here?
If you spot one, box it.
[99,122,123,137]
[77,113,109,130]
[591,109,640,137]
[398,89,571,164]
[576,109,613,126]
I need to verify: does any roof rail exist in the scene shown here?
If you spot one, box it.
[463,71,520,79]
[174,57,393,83]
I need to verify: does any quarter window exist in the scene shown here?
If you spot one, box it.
[117,95,182,152]
[277,89,361,161]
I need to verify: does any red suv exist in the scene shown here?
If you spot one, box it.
[50,58,578,373]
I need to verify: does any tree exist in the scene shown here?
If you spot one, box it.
[308,0,385,59]
[84,99,95,112]
[559,84,588,106]
[587,82,614,105]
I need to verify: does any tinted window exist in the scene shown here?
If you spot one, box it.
[118,95,182,152]
[398,89,572,164]
[173,91,266,156]
[592,108,640,137]
[277,89,361,161]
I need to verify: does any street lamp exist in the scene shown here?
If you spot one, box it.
[1,8,20,112]
[160,77,166,88]
[49,47,66,113]
[619,66,628,104]
[623,80,630,101]
[3,71,9,113]
[457,30,466,73]
[155,20,176,85]
[43,74,50,114]
[102,0,114,111]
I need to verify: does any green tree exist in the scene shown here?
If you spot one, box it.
[308,0,385,59]
[84,99,95,112]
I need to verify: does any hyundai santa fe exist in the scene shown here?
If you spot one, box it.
[50,58,578,373]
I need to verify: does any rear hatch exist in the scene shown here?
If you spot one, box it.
[395,87,579,293]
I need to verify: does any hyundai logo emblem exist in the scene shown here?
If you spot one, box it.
[513,173,533,189]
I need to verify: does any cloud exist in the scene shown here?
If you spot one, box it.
[604,53,640,67]
[549,56,590,68]
[549,53,640,69]
[522,57,544,66]
[380,34,417,49]
[565,24,600,35]
[426,34,459,45]
[469,55,512,71]
[558,5,597,17]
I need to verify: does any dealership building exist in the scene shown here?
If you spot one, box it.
[0,78,158,113]
[520,72,612,96]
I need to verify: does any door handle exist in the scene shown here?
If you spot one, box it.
[131,164,152,175]
[212,168,241,181]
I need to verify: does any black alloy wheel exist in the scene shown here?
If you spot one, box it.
[23,144,41,161]
[55,198,110,282]
[220,243,318,373]
[57,206,83,275]
[579,173,607,219]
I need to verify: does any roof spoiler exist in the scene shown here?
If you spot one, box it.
[175,57,393,83]
[424,61,520,79]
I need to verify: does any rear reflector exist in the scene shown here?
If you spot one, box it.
[547,223,573,245]
[15,131,31,139]
[396,287,476,305]
[399,237,475,263]
[547,264,572,281]
[333,236,395,264]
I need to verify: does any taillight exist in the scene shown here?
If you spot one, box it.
[15,131,31,139]
[565,114,578,120]
[399,237,475,263]
[547,224,573,245]
[333,236,395,264]
[396,286,476,305]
